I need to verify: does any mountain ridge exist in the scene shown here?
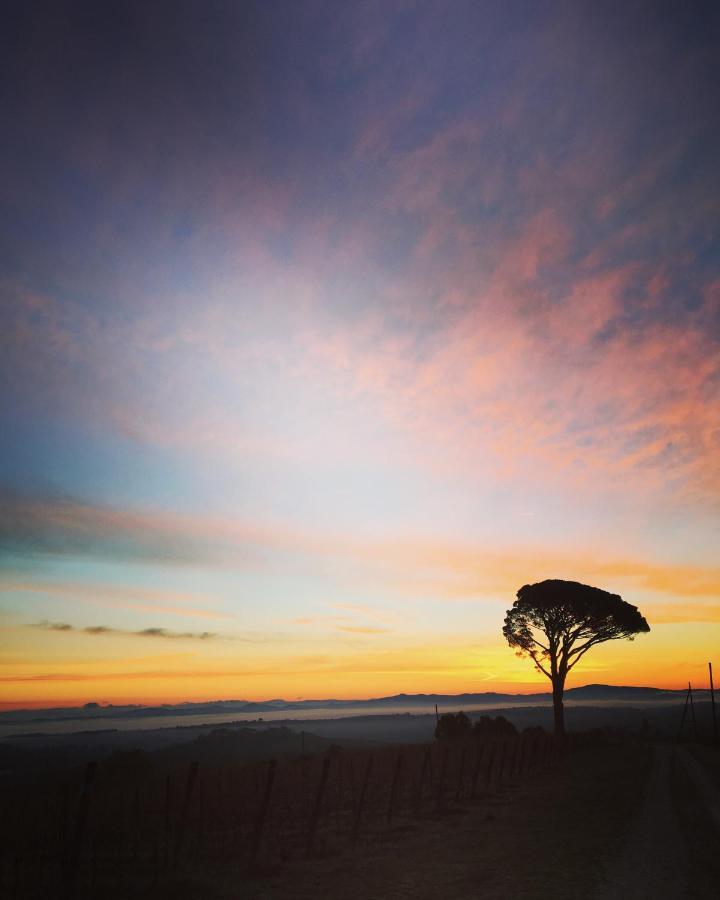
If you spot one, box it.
[0,683,686,724]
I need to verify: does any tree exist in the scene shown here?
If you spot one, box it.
[472,714,517,739]
[503,579,650,737]
[434,711,471,740]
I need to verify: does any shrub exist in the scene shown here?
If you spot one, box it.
[434,711,472,740]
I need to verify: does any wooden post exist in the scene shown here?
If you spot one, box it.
[527,734,539,774]
[305,756,331,858]
[163,774,171,871]
[62,759,97,900]
[469,742,485,800]
[535,735,543,768]
[352,755,373,841]
[678,682,691,741]
[132,786,140,860]
[455,745,466,802]
[386,753,403,824]
[174,760,199,866]
[508,738,518,780]
[248,758,276,871]
[497,740,509,784]
[348,756,357,820]
[414,748,429,816]
[336,750,343,833]
[435,745,449,814]
[710,662,718,747]
[484,741,497,791]
[689,682,698,741]
[516,735,527,776]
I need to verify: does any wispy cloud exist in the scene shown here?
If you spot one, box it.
[2,2,719,703]
[3,492,719,605]
[289,614,391,636]
[640,604,720,625]
[337,625,390,635]
[30,621,218,640]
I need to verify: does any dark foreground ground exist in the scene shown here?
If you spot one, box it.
[153,740,720,900]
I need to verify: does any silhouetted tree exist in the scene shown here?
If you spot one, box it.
[522,725,546,737]
[472,715,517,738]
[434,711,471,740]
[503,579,649,738]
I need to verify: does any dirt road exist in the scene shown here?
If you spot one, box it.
[596,743,720,900]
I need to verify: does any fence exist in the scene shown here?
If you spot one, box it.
[1,731,567,899]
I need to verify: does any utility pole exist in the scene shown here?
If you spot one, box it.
[678,682,693,741]
[710,662,718,747]
[689,682,698,741]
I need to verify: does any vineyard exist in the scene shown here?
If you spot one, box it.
[2,730,569,899]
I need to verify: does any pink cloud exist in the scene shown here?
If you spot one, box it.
[5,494,720,605]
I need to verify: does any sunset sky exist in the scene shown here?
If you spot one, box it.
[2,1,719,708]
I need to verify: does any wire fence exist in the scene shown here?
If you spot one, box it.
[1,730,571,899]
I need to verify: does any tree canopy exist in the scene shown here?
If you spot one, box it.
[434,711,471,740]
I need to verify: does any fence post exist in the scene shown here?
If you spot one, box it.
[678,683,691,741]
[248,758,277,871]
[455,745,467,801]
[498,740,509,785]
[435,745,449,814]
[173,760,199,868]
[162,774,172,872]
[689,682,698,741]
[710,662,718,747]
[386,753,403,824]
[335,751,343,833]
[507,738,517,780]
[545,733,554,767]
[305,756,331,858]
[62,759,97,900]
[352,755,373,841]
[414,748,429,817]
[526,735,538,774]
[484,742,497,791]
[469,742,485,800]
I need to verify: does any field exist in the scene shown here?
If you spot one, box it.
[4,728,720,900]
[3,729,565,899]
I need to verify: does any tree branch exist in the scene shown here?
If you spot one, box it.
[528,649,552,679]
[566,641,600,671]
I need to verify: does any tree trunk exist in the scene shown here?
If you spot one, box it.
[552,678,565,738]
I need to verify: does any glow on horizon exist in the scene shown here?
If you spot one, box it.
[1,2,719,709]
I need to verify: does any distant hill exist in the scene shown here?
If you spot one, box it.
[0,683,684,726]
[564,684,671,700]
[155,726,371,766]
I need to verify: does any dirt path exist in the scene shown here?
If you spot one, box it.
[595,743,720,900]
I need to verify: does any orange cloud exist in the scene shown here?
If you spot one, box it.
[640,604,720,624]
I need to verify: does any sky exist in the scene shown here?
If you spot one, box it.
[1,0,719,708]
